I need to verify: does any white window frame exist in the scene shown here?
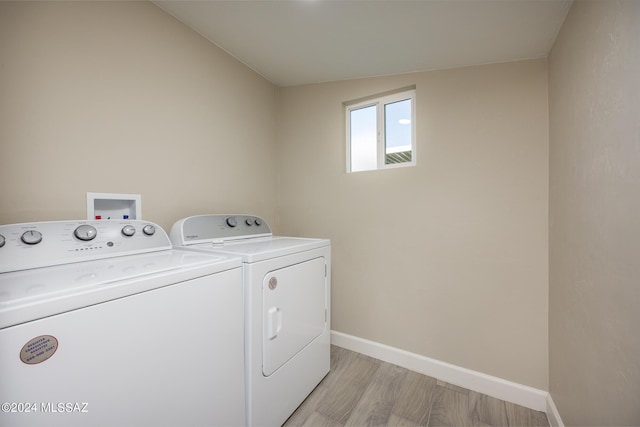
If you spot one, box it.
[346,88,416,173]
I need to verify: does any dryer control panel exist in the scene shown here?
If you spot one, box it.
[170,214,272,246]
[0,220,171,273]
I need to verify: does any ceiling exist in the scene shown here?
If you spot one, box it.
[152,0,572,87]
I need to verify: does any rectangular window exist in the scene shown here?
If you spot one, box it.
[346,88,416,172]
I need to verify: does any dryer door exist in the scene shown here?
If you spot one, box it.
[262,257,326,376]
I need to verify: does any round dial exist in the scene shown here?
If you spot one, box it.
[21,230,43,245]
[142,225,156,236]
[0,234,5,248]
[254,218,263,226]
[245,218,254,226]
[74,224,97,241]
[121,225,136,237]
[226,217,237,228]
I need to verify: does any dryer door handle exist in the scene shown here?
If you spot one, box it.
[266,307,282,340]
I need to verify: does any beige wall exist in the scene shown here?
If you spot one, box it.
[0,1,278,232]
[548,1,640,425]
[277,59,549,389]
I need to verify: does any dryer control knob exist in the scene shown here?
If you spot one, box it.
[142,224,156,236]
[74,224,97,241]
[121,225,136,237]
[226,217,237,228]
[0,234,5,248]
[21,230,43,245]
[254,218,263,226]
[245,218,254,226]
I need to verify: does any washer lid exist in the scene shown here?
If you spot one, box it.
[0,249,241,329]
[190,236,330,263]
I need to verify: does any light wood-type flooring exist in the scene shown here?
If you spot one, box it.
[284,346,550,427]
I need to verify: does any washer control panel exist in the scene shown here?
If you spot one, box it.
[0,220,171,273]
[170,214,271,246]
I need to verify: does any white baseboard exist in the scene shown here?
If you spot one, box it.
[331,330,557,417]
[545,392,565,427]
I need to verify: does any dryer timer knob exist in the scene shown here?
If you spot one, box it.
[226,217,237,228]
[143,225,156,236]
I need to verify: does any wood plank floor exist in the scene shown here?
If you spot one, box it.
[283,346,549,427]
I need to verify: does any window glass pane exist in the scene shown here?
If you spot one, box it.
[350,105,377,172]
[384,99,412,165]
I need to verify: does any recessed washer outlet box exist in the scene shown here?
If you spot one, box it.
[87,192,142,220]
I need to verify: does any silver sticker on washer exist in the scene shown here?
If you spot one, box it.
[20,335,58,365]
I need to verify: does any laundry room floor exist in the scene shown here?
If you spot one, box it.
[284,346,549,427]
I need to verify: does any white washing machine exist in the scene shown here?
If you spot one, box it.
[170,214,331,427]
[0,220,245,427]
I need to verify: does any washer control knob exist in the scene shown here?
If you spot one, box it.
[21,230,43,245]
[121,225,136,237]
[255,218,263,226]
[0,234,5,248]
[142,224,156,236]
[226,217,237,228]
[74,224,97,241]
[245,218,254,226]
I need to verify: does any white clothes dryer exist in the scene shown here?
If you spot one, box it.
[0,220,245,427]
[170,214,331,427]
